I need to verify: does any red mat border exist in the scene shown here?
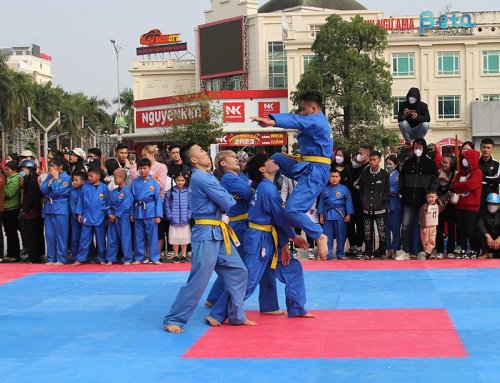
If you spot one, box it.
[0,259,499,285]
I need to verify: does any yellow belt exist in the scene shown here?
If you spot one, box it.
[195,219,240,255]
[281,152,331,165]
[248,222,279,270]
[229,213,248,222]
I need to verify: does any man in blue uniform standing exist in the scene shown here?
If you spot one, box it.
[205,150,280,315]
[40,157,73,265]
[163,143,253,333]
[252,90,333,259]
[208,153,313,325]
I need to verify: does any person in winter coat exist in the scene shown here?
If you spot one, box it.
[396,138,439,260]
[398,87,431,145]
[436,154,458,258]
[451,149,483,258]
[164,173,191,263]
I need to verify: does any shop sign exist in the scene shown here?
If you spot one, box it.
[223,102,245,122]
[136,105,205,128]
[420,11,475,36]
[217,133,287,147]
[365,17,415,31]
[258,102,280,118]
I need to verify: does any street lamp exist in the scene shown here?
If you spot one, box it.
[110,39,122,111]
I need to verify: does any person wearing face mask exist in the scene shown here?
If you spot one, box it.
[451,149,483,258]
[396,138,438,261]
[397,87,431,145]
[331,148,353,189]
[477,193,500,258]
[436,155,458,259]
[347,145,371,258]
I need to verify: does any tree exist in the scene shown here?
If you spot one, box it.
[161,94,224,150]
[293,14,397,149]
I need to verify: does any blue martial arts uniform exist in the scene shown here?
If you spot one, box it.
[69,186,83,259]
[163,168,248,328]
[206,171,278,309]
[385,170,402,251]
[74,182,110,263]
[318,183,354,259]
[270,112,333,239]
[131,176,163,262]
[107,186,133,263]
[210,178,309,324]
[40,172,72,263]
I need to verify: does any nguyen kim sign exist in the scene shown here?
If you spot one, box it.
[420,11,475,36]
[136,104,205,128]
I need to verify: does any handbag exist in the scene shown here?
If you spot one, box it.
[449,192,460,204]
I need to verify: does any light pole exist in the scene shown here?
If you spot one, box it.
[110,39,122,111]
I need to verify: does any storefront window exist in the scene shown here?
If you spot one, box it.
[392,53,415,77]
[303,55,316,72]
[438,96,460,119]
[483,51,500,75]
[268,42,287,89]
[438,52,460,75]
[482,94,500,101]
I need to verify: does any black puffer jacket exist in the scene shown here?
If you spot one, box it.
[397,88,431,128]
[400,145,439,208]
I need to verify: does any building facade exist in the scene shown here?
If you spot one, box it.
[129,0,500,155]
[1,44,53,85]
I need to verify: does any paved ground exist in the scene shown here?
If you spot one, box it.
[0,260,499,383]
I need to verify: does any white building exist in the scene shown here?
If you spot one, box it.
[1,44,53,85]
[128,0,500,156]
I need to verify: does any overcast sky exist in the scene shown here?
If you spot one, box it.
[0,0,494,106]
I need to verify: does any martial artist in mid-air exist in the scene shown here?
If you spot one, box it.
[251,90,334,259]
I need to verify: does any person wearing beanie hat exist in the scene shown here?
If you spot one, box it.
[69,148,87,174]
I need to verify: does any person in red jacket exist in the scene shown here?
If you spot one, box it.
[451,149,483,258]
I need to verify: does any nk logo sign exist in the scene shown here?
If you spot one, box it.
[223,102,245,123]
[420,11,475,36]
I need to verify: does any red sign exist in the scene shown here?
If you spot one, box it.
[223,102,245,122]
[365,18,415,31]
[137,43,187,55]
[217,133,287,147]
[136,105,205,128]
[140,29,180,46]
[258,102,280,118]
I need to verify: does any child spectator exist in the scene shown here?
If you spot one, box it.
[384,155,401,259]
[318,169,353,260]
[41,158,72,265]
[131,158,163,265]
[19,159,44,263]
[73,167,110,266]
[164,173,191,263]
[451,149,483,258]
[419,190,446,259]
[69,172,87,260]
[436,155,457,258]
[477,193,500,258]
[3,161,21,262]
[359,151,389,259]
[107,168,134,265]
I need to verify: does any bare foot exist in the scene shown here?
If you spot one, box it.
[105,262,113,266]
[261,310,286,316]
[45,262,54,266]
[300,312,316,318]
[71,262,82,267]
[123,262,131,266]
[205,315,221,327]
[163,324,183,333]
[100,262,106,266]
[53,262,64,266]
[242,319,257,326]
[132,261,141,265]
[316,234,328,260]
[153,261,162,265]
[204,300,214,308]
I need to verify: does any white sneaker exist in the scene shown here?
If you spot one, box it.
[395,250,410,261]
[307,250,315,260]
[436,253,444,259]
[417,251,428,260]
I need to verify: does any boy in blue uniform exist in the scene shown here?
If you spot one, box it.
[40,157,72,265]
[73,167,110,266]
[205,151,279,314]
[131,158,163,264]
[69,171,86,260]
[208,154,313,326]
[318,169,354,260]
[107,168,134,265]
[252,90,333,259]
[163,143,252,333]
